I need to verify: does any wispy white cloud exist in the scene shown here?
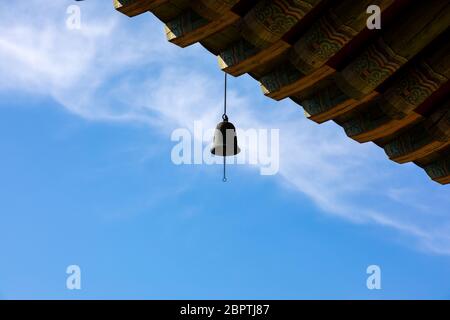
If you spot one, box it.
[1,0,450,255]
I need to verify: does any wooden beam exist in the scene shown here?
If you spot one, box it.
[290,0,394,74]
[420,151,450,185]
[335,2,450,99]
[307,91,378,124]
[338,41,450,143]
[342,107,423,143]
[382,102,450,163]
[293,32,446,128]
[114,0,167,17]
[191,0,240,20]
[216,0,325,77]
[289,79,379,124]
[240,0,322,49]
[156,1,241,45]
[218,40,291,77]
[259,0,395,101]
[165,9,240,48]
[261,65,334,101]
[381,42,450,118]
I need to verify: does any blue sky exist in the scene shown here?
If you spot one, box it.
[0,1,449,299]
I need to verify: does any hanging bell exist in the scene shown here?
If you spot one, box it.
[211,115,241,156]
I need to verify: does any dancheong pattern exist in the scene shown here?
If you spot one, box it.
[290,11,357,74]
[242,0,319,48]
[338,38,408,99]
[382,61,448,118]
[424,156,450,180]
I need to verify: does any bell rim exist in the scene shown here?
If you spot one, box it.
[210,146,241,156]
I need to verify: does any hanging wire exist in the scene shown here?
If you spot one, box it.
[223,72,228,182]
[222,72,228,121]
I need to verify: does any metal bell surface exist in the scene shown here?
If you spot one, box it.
[210,118,241,156]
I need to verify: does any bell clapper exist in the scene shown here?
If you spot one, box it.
[223,157,227,183]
